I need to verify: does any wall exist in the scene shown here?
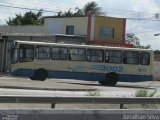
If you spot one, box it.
[89,16,125,46]
[0,25,45,33]
[44,17,88,35]
[153,61,160,80]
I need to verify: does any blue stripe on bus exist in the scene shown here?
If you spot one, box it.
[47,71,105,81]
[118,74,153,82]
[12,69,35,77]
[11,69,153,82]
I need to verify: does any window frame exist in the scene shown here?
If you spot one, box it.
[100,27,114,38]
[69,47,86,61]
[19,44,34,63]
[123,51,140,65]
[105,50,122,64]
[51,46,68,60]
[66,25,74,35]
[35,46,50,60]
[87,49,104,63]
[140,52,150,65]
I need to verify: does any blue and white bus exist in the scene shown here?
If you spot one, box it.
[10,40,154,86]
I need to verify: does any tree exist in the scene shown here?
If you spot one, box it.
[82,1,104,16]
[126,33,151,49]
[126,33,140,47]
[56,1,104,17]
[6,10,44,25]
[6,14,23,25]
[154,50,160,55]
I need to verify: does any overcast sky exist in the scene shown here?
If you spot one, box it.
[0,0,160,50]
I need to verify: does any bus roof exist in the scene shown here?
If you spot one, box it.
[14,40,153,52]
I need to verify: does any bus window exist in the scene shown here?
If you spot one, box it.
[19,45,34,62]
[123,51,139,64]
[36,46,50,59]
[140,52,150,65]
[52,47,68,60]
[105,50,122,63]
[69,48,85,61]
[87,49,103,62]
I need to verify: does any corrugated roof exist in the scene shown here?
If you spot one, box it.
[44,16,86,18]
[0,32,87,38]
[0,32,55,37]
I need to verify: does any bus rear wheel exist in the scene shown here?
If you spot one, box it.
[33,69,48,81]
[99,73,118,86]
[106,73,118,86]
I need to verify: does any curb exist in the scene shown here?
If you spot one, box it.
[0,85,96,91]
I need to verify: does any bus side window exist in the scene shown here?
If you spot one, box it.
[123,51,139,65]
[19,45,34,62]
[140,52,150,65]
[105,50,122,63]
[123,57,127,64]
[51,47,68,60]
[36,46,50,59]
[87,49,103,62]
[69,48,86,61]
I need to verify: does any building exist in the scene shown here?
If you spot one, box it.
[0,16,132,72]
[44,16,132,47]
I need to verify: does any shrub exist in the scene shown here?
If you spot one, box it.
[85,89,100,96]
[135,89,157,97]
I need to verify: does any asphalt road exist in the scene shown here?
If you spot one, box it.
[0,74,159,97]
[0,74,160,109]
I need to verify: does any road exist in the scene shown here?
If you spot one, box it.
[0,74,159,97]
[0,74,160,109]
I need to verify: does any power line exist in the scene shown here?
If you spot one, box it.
[0,3,160,21]
[0,4,58,13]
[126,17,160,21]
[0,1,60,11]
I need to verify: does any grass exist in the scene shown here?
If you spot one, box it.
[135,89,157,97]
[85,89,100,96]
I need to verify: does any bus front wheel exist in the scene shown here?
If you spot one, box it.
[99,73,118,86]
[33,69,48,81]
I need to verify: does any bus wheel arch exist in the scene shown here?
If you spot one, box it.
[33,68,48,81]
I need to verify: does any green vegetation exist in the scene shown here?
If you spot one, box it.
[6,10,44,25]
[154,50,160,55]
[6,1,104,25]
[135,89,157,97]
[57,1,104,17]
[126,33,151,49]
[85,89,100,96]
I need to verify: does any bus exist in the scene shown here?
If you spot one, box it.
[10,40,154,86]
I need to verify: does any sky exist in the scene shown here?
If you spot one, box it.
[0,0,160,50]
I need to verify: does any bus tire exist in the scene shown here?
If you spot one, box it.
[34,69,48,81]
[30,76,36,80]
[105,73,118,86]
[98,80,106,86]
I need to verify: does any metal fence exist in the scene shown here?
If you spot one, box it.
[0,96,160,109]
